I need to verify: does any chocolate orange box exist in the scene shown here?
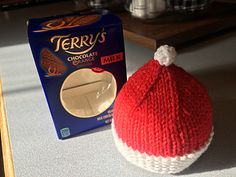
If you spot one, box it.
[28,11,127,139]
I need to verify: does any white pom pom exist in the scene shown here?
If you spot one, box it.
[154,45,177,66]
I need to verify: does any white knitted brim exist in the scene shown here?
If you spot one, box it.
[112,122,214,174]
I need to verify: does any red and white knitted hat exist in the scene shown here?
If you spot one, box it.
[112,45,213,174]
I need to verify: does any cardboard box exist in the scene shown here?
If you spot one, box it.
[28,10,127,139]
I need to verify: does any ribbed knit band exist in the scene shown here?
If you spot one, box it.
[112,122,214,174]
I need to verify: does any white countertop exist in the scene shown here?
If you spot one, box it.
[1,2,236,177]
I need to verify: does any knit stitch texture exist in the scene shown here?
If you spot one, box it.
[113,59,213,158]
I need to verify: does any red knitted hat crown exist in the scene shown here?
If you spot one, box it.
[112,45,213,174]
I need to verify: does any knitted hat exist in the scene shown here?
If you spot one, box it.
[112,45,213,174]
